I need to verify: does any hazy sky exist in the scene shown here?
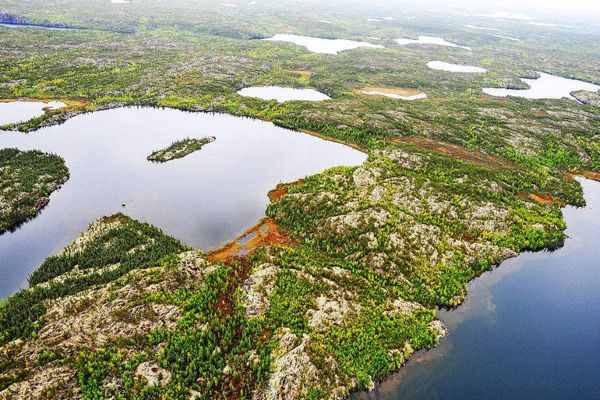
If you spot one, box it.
[446,0,600,19]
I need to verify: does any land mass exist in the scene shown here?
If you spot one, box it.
[1,0,600,399]
[0,140,570,399]
[0,148,69,234]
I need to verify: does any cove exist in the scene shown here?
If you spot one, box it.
[353,178,600,400]
[483,72,600,100]
[0,106,366,297]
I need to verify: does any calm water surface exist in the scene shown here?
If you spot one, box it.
[355,178,600,400]
[0,101,65,125]
[0,106,365,297]
[427,61,487,73]
[264,34,383,55]
[237,86,330,102]
[396,36,471,50]
[0,23,78,31]
[483,72,600,100]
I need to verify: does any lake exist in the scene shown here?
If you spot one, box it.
[354,178,600,400]
[0,106,366,297]
[237,86,330,102]
[483,72,600,100]
[0,101,65,125]
[264,34,384,55]
[0,23,78,31]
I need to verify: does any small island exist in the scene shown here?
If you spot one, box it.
[147,137,216,163]
[0,148,69,234]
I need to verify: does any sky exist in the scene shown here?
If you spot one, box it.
[444,0,600,19]
[347,0,600,21]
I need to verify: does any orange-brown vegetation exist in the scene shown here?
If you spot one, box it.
[390,136,515,170]
[581,171,600,181]
[208,218,292,263]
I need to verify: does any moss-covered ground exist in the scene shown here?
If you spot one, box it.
[1,0,600,398]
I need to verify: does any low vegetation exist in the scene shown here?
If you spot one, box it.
[0,148,69,234]
[1,0,600,399]
[0,141,573,399]
[147,137,216,163]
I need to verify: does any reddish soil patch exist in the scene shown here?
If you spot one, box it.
[528,193,556,206]
[581,171,600,181]
[390,136,515,170]
[208,218,291,263]
[268,180,304,202]
[268,184,289,202]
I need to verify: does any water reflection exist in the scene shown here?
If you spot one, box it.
[483,72,600,100]
[264,34,383,55]
[0,106,366,297]
[237,86,330,102]
[355,178,600,400]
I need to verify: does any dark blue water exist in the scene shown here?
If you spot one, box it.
[356,178,600,400]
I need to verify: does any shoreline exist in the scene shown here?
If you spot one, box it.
[351,176,598,399]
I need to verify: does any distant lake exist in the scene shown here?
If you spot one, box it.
[427,61,487,73]
[0,106,366,297]
[396,36,471,50]
[483,72,600,100]
[237,86,331,102]
[0,23,78,31]
[264,34,384,55]
[0,101,65,126]
[354,178,600,400]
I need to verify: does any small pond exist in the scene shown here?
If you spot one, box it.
[396,36,471,50]
[427,61,487,73]
[483,72,600,100]
[264,34,383,55]
[237,86,331,102]
[0,106,366,297]
[361,89,427,101]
